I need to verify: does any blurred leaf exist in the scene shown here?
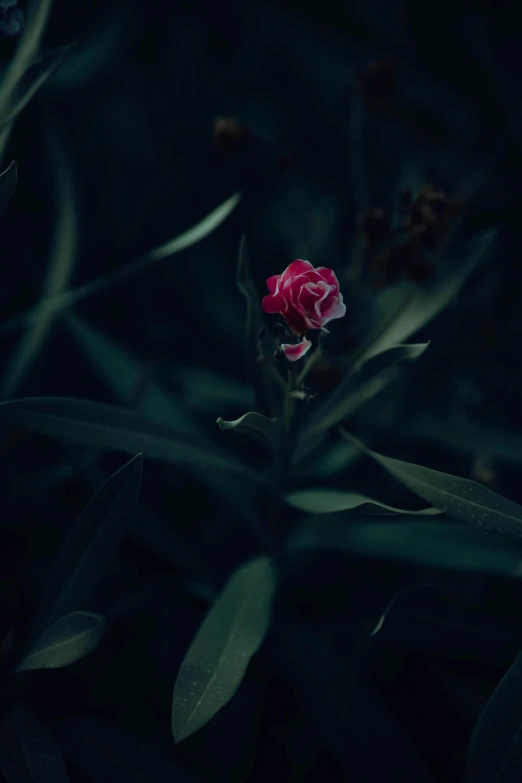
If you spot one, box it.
[467,650,522,783]
[0,0,53,120]
[48,9,128,91]
[16,611,104,672]
[236,236,273,415]
[172,557,276,742]
[29,454,142,638]
[0,397,258,480]
[4,46,73,125]
[275,627,432,782]
[64,314,261,525]
[355,229,497,363]
[407,414,522,469]
[298,439,362,479]
[217,412,277,447]
[172,364,252,413]
[146,193,241,262]
[0,703,69,783]
[296,343,428,460]
[344,432,522,538]
[0,193,242,335]
[0,160,17,220]
[1,129,77,398]
[56,714,199,783]
[286,488,440,515]
[289,517,522,577]
[65,313,197,437]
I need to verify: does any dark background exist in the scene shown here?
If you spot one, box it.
[2,0,522,781]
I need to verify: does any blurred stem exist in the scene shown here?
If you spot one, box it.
[296,345,322,386]
[283,368,295,430]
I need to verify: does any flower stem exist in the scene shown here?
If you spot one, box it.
[283,368,295,430]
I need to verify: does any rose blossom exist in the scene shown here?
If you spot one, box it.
[262,259,346,360]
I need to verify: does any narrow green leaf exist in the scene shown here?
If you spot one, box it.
[296,343,428,459]
[343,432,522,538]
[173,363,252,413]
[0,161,17,220]
[64,313,197,437]
[0,703,69,783]
[355,229,496,363]
[0,0,53,120]
[1,130,77,398]
[275,628,433,782]
[286,489,440,515]
[63,314,261,521]
[217,412,277,446]
[0,123,13,165]
[29,454,142,636]
[297,439,361,479]
[172,557,276,742]
[16,611,104,672]
[56,715,199,783]
[0,193,242,335]
[47,9,126,92]
[3,46,73,126]
[148,192,241,261]
[467,651,522,783]
[289,517,522,577]
[0,397,256,480]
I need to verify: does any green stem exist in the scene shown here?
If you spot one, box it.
[284,369,295,430]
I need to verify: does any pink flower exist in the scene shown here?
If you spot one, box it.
[262,260,346,335]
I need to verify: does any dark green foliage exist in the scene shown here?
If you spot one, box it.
[1,1,522,780]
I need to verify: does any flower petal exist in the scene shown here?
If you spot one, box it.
[281,339,312,361]
[262,293,284,314]
[315,267,340,289]
[312,282,330,318]
[266,274,281,295]
[298,282,322,313]
[280,259,314,285]
[321,294,347,325]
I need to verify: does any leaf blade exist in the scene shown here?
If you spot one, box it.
[16,611,105,672]
[274,627,433,782]
[0,193,242,335]
[4,46,73,125]
[1,129,78,398]
[289,517,522,577]
[217,411,277,446]
[467,651,522,783]
[172,557,276,742]
[0,397,257,479]
[343,432,522,538]
[286,488,440,516]
[356,229,496,363]
[297,343,428,458]
[64,312,198,437]
[29,454,142,635]
[0,703,69,783]
[0,0,54,120]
